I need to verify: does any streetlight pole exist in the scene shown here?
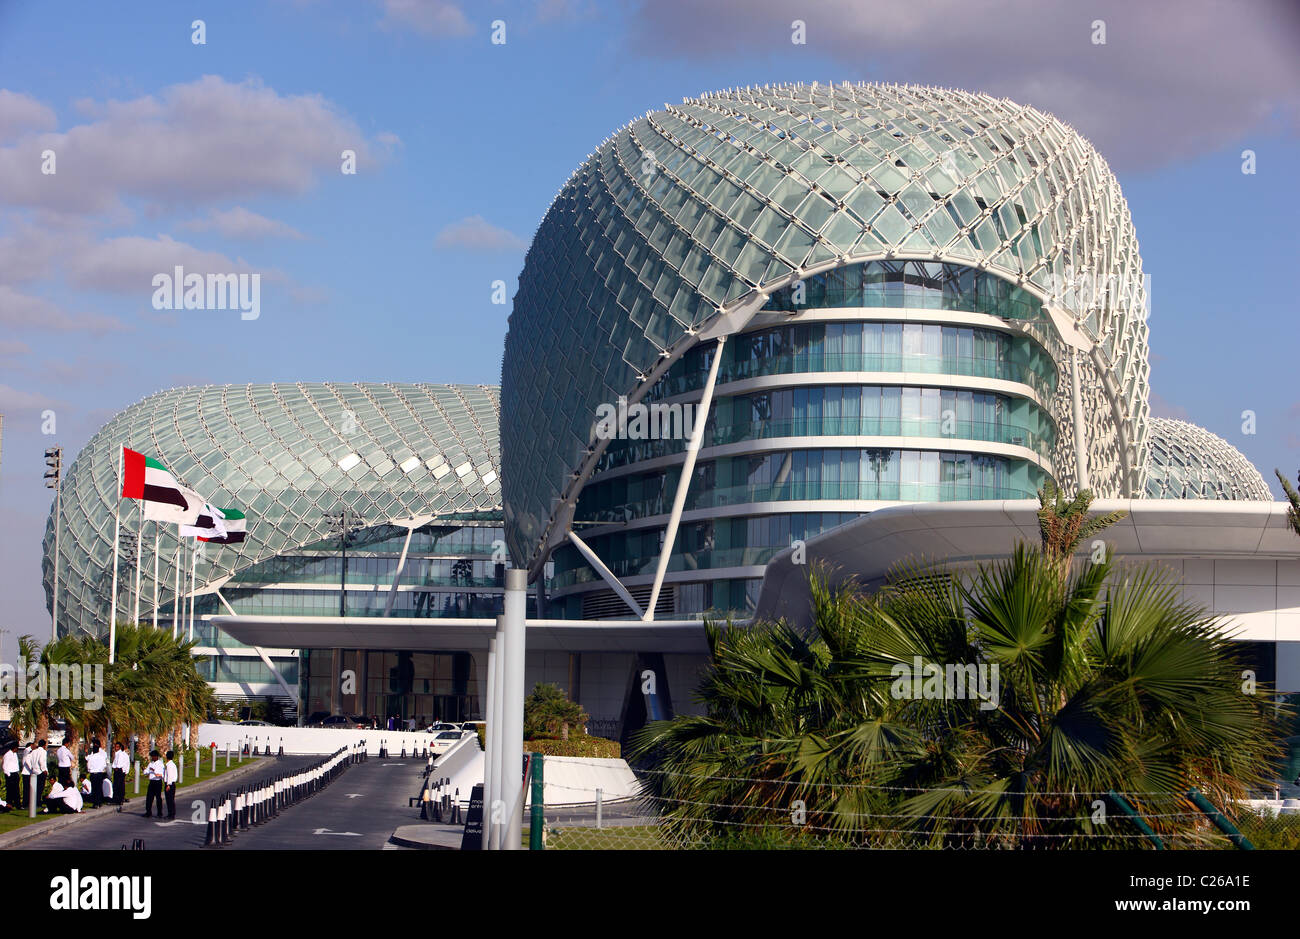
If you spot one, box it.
[323,509,358,720]
[44,446,62,642]
[324,508,355,618]
[340,506,349,618]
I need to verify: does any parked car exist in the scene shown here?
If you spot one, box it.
[238,719,274,726]
[426,722,460,734]
[429,729,474,755]
[316,714,365,729]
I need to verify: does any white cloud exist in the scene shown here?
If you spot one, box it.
[0,285,127,334]
[180,206,306,241]
[434,215,526,252]
[65,234,271,293]
[0,89,57,143]
[0,339,32,360]
[0,75,390,214]
[626,0,1300,170]
[0,383,61,416]
[0,221,71,286]
[376,0,473,37]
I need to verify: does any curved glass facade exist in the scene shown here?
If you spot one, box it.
[760,259,1046,319]
[505,82,1153,576]
[600,383,1056,468]
[42,382,502,640]
[1144,418,1271,500]
[654,321,1059,399]
[554,511,861,591]
[551,256,1056,617]
[576,448,1047,526]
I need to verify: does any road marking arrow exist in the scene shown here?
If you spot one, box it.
[313,827,361,836]
[345,793,363,799]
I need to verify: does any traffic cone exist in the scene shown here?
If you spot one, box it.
[202,801,217,847]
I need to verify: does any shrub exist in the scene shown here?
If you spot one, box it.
[523,682,588,740]
[525,735,621,759]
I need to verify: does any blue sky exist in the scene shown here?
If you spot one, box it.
[1,0,1297,658]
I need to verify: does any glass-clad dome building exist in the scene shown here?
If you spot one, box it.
[42,382,504,715]
[1144,417,1271,500]
[502,82,1153,619]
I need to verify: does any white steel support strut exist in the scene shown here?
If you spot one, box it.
[383,525,416,616]
[567,531,644,619]
[643,335,727,622]
[1069,348,1091,490]
[216,588,297,703]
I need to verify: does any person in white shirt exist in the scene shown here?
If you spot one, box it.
[143,750,165,818]
[163,750,178,819]
[85,741,109,809]
[1,745,19,810]
[111,742,130,805]
[63,782,83,813]
[25,741,48,812]
[55,742,73,788]
[45,780,76,813]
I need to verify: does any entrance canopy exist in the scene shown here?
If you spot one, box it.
[210,614,710,654]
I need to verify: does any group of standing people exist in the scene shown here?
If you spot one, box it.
[1,738,138,814]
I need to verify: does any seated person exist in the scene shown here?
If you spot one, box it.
[46,781,72,813]
[63,783,84,813]
[45,781,84,814]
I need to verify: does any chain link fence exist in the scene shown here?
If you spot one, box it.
[534,760,1300,850]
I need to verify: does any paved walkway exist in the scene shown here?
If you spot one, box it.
[13,755,319,850]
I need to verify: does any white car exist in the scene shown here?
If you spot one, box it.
[429,730,474,755]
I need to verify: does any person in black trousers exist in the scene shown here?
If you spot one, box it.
[163,750,177,820]
[1,744,19,809]
[111,741,129,805]
[143,750,164,818]
[85,740,108,809]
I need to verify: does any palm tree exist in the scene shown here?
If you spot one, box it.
[1275,469,1300,536]
[1036,479,1127,581]
[7,635,55,744]
[632,547,1283,848]
[105,623,213,757]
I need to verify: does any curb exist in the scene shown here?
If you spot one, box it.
[388,823,462,850]
[0,757,274,850]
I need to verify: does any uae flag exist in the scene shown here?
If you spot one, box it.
[121,447,203,525]
[198,508,247,545]
[180,503,227,540]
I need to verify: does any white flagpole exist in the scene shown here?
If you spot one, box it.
[189,542,197,642]
[172,536,181,640]
[152,523,160,629]
[108,446,122,665]
[132,508,142,625]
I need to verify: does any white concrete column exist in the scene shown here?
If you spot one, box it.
[499,568,527,850]
[483,628,498,850]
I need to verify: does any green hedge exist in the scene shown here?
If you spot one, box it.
[525,735,621,758]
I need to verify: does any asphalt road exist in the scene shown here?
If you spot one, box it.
[228,756,429,850]
[15,754,431,851]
